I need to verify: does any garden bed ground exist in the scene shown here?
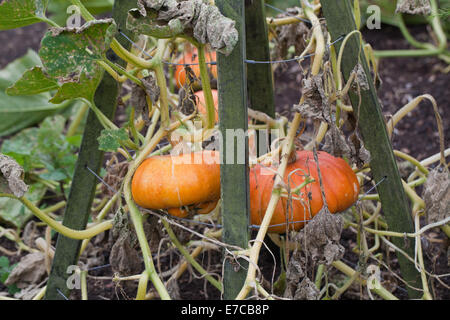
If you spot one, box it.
[0,21,448,300]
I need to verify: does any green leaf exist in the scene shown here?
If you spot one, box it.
[66,135,82,148]
[0,256,9,269]
[2,115,79,182]
[6,66,58,96]
[7,283,21,295]
[0,0,49,30]
[0,182,47,228]
[40,169,67,181]
[98,128,129,152]
[39,19,117,103]
[49,73,101,104]
[0,50,69,137]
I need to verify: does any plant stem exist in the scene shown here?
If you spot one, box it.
[315,264,325,289]
[122,127,171,300]
[42,201,66,214]
[110,39,156,70]
[196,44,216,129]
[39,16,60,28]
[414,214,432,300]
[331,260,398,300]
[0,193,113,240]
[441,225,450,239]
[69,0,95,21]
[394,150,429,175]
[331,269,360,300]
[136,271,149,300]
[66,102,89,137]
[236,113,303,300]
[154,63,170,129]
[80,270,88,300]
[161,218,222,291]
[374,48,444,58]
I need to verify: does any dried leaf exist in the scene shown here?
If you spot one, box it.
[351,63,369,91]
[109,235,142,276]
[300,207,345,266]
[293,277,320,300]
[396,0,431,15]
[177,86,196,115]
[294,75,331,123]
[0,154,28,197]
[128,0,238,55]
[166,279,181,300]
[144,215,164,253]
[283,250,305,299]
[13,284,42,300]
[322,124,352,159]
[423,166,450,224]
[273,7,309,60]
[4,253,47,289]
[101,155,128,197]
[348,131,371,167]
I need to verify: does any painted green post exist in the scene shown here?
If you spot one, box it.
[320,0,421,298]
[44,0,134,300]
[215,0,250,299]
[245,0,275,118]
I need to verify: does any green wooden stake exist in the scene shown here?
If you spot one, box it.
[245,0,275,119]
[216,0,250,300]
[320,0,422,298]
[44,0,135,300]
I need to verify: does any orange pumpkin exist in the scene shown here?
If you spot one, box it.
[166,200,219,218]
[174,50,217,89]
[131,151,221,217]
[249,150,359,233]
[132,150,359,231]
[195,89,219,122]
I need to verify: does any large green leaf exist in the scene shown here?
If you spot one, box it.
[39,19,117,103]
[0,50,69,137]
[6,67,58,96]
[0,0,49,30]
[0,182,47,228]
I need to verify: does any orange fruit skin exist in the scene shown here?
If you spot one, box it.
[195,89,219,122]
[166,200,219,218]
[249,150,360,233]
[131,151,221,212]
[132,150,359,232]
[174,50,217,89]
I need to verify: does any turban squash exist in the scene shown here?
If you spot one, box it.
[131,150,359,232]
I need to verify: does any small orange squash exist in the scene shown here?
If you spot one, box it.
[195,89,219,123]
[249,150,359,233]
[174,50,217,89]
[131,151,220,217]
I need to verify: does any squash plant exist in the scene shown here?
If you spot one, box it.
[0,0,448,301]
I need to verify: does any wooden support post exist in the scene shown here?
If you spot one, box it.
[245,0,275,118]
[44,0,134,300]
[216,0,250,299]
[320,0,421,298]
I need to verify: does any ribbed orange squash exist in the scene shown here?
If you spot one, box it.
[195,89,219,122]
[174,50,217,89]
[132,150,359,230]
[131,151,220,217]
[250,150,360,233]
